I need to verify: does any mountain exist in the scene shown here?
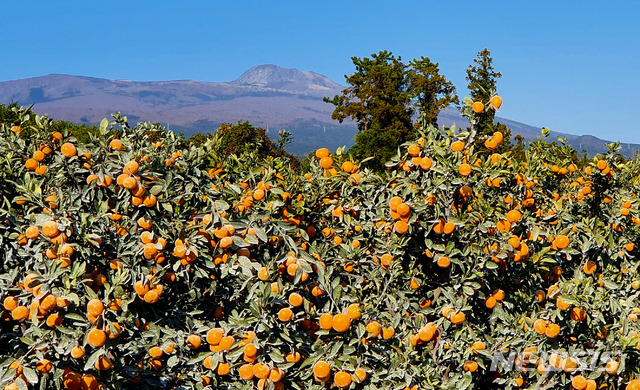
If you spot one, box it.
[0,65,637,157]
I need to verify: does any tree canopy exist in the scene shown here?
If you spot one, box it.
[324,51,458,169]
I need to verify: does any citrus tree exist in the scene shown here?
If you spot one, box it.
[2,98,640,390]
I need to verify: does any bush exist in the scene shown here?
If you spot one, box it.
[2,103,640,390]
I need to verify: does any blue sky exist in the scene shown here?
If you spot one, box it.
[2,1,639,143]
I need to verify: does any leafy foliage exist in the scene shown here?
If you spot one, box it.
[2,97,640,390]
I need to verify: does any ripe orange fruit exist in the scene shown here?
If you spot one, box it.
[278,308,293,322]
[450,140,465,152]
[315,148,330,159]
[463,360,478,372]
[605,359,619,375]
[87,328,107,347]
[553,235,570,250]
[437,256,450,268]
[42,221,60,238]
[186,334,202,349]
[238,363,254,380]
[36,359,52,373]
[244,343,258,357]
[149,346,164,359]
[60,142,77,157]
[366,321,382,338]
[25,226,40,240]
[25,158,38,170]
[253,363,271,379]
[583,260,596,274]
[332,313,351,333]
[420,157,432,170]
[394,220,409,234]
[288,292,303,307]
[71,346,85,359]
[11,306,29,320]
[450,311,466,325]
[490,95,502,110]
[458,163,472,176]
[347,303,361,320]
[506,209,522,223]
[334,371,352,388]
[3,296,18,311]
[627,379,640,390]
[46,313,63,327]
[109,139,123,150]
[216,362,230,376]
[545,323,560,338]
[354,369,367,382]
[313,361,331,378]
[87,299,104,317]
[472,101,484,113]
[407,145,421,156]
[382,327,395,339]
[533,319,547,335]
[207,328,224,345]
[319,157,333,169]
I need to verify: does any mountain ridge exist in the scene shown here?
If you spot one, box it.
[0,65,637,157]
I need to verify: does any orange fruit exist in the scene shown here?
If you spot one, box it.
[394,220,409,234]
[288,292,303,307]
[11,306,29,320]
[458,163,472,176]
[319,156,333,169]
[216,362,230,376]
[332,313,351,332]
[420,157,432,170]
[506,210,522,223]
[334,371,352,388]
[347,303,361,320]
[278,307,293,322]
[553,235,570,250]
[87,299,104,317]
[238,363,254,380]
[313,361,331,378]
[315,148,330,158]
[109,139,123,150]
[545,323,560,338]
[490,95,502,110]
[437,256,450,268]
[450,140,465,152]
[463,360,478,372]
[25,158,38,170]
[472,101,484,113]
[87,328,107,347]
[60,143,77,157]
[42,221,60,238]
[3,296,18,311]
[583,261,596,274]
[71,346,85,359]
[36,359,52,373]
[253,363,271,379]
[407,145,421,156]
[244,343,258,357]
[366,321,382,338]
[186,334,202,349]
[450,311,466,325]
[206,328,224,345]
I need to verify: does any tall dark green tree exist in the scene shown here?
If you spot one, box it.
[324,51,458,170]
[409,57,459,127]
[465,48,502,136]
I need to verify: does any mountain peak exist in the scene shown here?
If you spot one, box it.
[231,64,342,94]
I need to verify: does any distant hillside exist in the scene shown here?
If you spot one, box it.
[1,65,638,157]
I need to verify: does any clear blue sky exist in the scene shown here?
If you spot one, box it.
[2,1,639,143]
